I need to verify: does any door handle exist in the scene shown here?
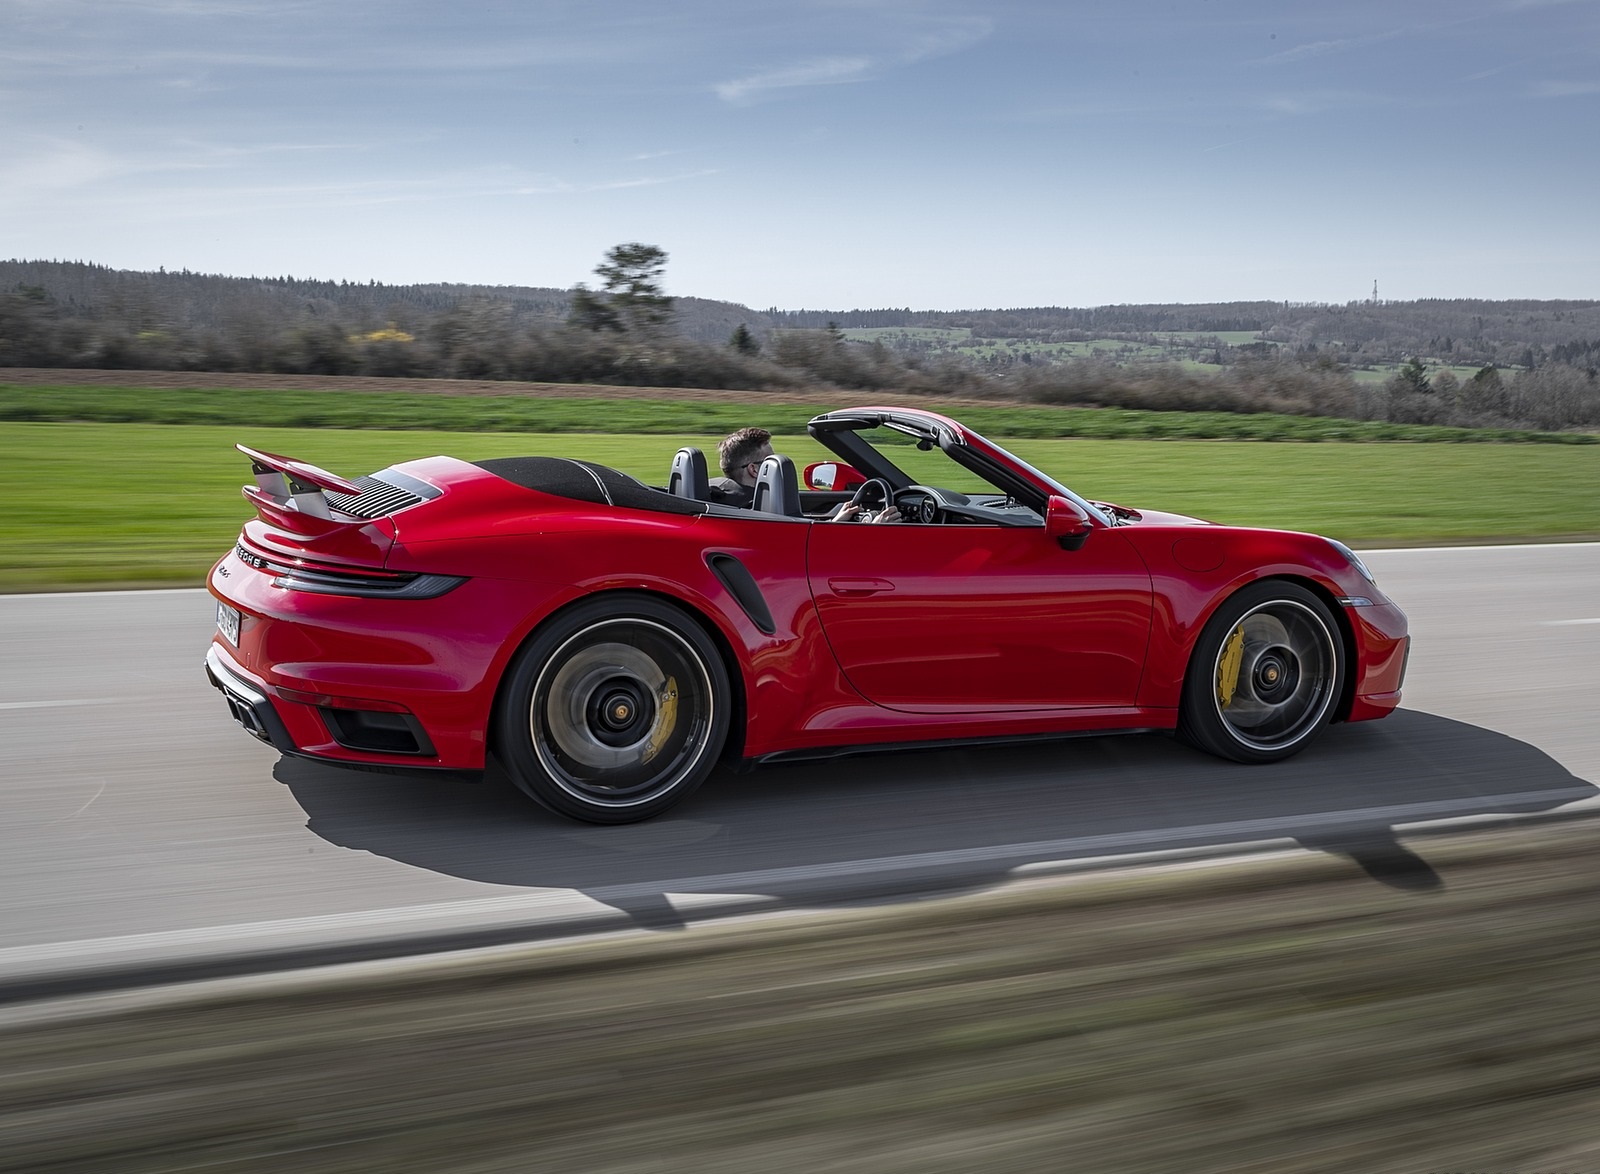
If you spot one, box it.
[828,577,895,596]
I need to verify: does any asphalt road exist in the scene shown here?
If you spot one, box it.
[2,543,1596,997]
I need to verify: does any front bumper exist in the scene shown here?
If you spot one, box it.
[1347,601,1410,722]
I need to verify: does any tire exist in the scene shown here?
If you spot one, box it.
[1177,581,1344,764]
[496,595,732,824]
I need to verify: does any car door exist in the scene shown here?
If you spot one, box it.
[806,520,1153,711]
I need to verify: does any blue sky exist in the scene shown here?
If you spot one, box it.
[3,0,1597,309]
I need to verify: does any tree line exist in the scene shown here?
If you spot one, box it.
[1,252,1597,432]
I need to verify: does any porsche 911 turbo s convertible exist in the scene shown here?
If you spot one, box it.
[205,407,1409,824]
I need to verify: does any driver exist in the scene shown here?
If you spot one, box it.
[713,427,901,522]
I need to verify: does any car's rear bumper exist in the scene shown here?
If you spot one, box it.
[205,638,483,776]
[205,644,297,754]
[207,544,513,769]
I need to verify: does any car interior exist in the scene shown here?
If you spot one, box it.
[665,446,853,519]
[657,419,1060,527]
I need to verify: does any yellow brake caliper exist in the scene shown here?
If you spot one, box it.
[640,676,679,764]
[1217,626,1246,710]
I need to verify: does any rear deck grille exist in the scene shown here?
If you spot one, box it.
[324,476,428,519]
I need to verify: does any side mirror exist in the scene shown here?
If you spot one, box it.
[1044,495,1094,550]
[803,461,868,491]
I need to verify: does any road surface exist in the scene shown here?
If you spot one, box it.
[2,543,1595,997]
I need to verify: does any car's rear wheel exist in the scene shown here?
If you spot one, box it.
[1178,582,1344,764]
[496,596,731,823]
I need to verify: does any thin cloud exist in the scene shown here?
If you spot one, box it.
[511,168,719,196]
[573,169,720,193]
[171,137,369,160]
[1532,79,1600,95]
[0,143,723,220]
[0,48,325,74]
[1255,28,1408,65]
[1013,89,1387,125]
[1464,60,1525,81]
[1197,137,1255,155]
[899,14,993,62]
[0,40,629,77]
[0,141,127,195]
[1004,98,1199,124]
[3,0,287,15]
[714,11,992,104]
[716,56,874,103]
[1259,90,1386,116]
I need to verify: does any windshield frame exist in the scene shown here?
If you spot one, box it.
[807,407,1112,526]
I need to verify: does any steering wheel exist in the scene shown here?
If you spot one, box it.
[846,478,895,521]
[844,479,943,524]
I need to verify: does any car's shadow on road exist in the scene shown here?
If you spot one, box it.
[278,709,1594,928]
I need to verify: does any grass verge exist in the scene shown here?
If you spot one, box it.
[4,820,1599,1173]
[4,422,1598,592]
[2,383,1593,443]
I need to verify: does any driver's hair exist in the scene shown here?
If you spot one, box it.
[718,427,772,477]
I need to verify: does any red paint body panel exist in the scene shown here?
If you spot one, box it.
[205,411,1409,777]
[807,523,1152,710]
[1116,524,1388,710]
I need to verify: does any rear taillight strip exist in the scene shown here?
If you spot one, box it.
[275,569,467,599]
[235,542,466,599]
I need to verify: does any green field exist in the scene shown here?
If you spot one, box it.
[4,421,1597,592]
[956,338,1177,363]
[837,327,1510,385]
[3,384,1585,444]
[841,328,1271,366]
[839,326,974,344]
[1153,330,1265,345]
[1350,363,1498,386]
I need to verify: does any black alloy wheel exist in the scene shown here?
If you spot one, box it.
[1178,581,1345,764]
[497,595,732,823]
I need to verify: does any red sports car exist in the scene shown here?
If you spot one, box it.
[205,407,1409,823]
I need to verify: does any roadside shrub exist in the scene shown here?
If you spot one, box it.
[1381,380,1452,426]
[1010,358,1361,418]
[1509,363,1600,430]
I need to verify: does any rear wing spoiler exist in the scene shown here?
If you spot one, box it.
[238,444,366,533]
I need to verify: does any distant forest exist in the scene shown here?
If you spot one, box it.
[3,259,1598,431]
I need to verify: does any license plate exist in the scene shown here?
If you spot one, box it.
[217,601,242,646]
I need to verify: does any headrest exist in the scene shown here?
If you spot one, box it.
[667,447,709,501]
[751,453,801,518]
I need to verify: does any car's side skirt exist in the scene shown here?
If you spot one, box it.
[748,723,1166,767]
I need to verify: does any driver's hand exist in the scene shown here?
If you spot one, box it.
[832,504,902,524]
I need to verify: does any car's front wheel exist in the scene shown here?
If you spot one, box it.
[496,596,731,823]
[1177,581,1344,764]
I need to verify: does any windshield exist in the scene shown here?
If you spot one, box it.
[859,432,991,493]
[819,415,1112,526]
[978,440,1112,525]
